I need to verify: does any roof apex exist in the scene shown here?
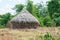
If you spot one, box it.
[20,8,29,14]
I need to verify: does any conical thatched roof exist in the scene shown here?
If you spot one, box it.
[7,9,40,29]
[10,9,40,25]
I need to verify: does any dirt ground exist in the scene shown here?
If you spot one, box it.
[0,27,60,40]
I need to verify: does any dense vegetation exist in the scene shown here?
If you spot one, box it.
[0,0,60,27]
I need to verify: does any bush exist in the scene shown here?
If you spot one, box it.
[37,17,44,27]
[54,17,60,26]
[43,16,52,27]
[44,32,55,40]
[39,32,55,40]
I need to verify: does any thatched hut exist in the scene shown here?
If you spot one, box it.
[7,9,40,29]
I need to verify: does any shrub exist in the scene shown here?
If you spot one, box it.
[44,32,55,40]
[43,16,52,27]
[38,17,44,27]
[54,17,60,26]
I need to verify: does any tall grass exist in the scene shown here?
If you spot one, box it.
[39,32,60,40]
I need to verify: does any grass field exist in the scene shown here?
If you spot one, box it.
[0,27,60,40]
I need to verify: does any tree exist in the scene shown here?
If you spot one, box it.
[0,13,12,25]
[47,0,60,26]
[26,0,33,14]
[47,0,60,18]
[54,17,60,26]
[13,4,24,13]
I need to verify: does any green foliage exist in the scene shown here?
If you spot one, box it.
[26,0,33,14]
[0,13,14,26]
[39,32,55,40]
[52,13,60,26]
[39,35,44,40]
[35,4,42,18]
[39,32,60,40]
[0,0,60,27]
[47,0,60,18]
[38,17,44,27]
[52,13,60,18]
[43,16,52,27]
[13,4,24,13]
[54,17,60,26]
[47,0,60,26]
[32,5,37,16]
[44,32,55,40]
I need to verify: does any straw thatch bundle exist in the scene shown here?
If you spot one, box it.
[7,9,40,29]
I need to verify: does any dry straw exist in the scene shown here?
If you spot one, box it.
[7,9,40,29]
